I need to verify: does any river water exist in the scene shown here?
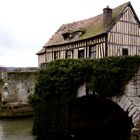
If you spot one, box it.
[0,118,36,140]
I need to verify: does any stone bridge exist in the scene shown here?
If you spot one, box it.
[77,67,140,127]
[1,67,140,128]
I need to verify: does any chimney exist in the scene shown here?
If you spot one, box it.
[103,5,112,28]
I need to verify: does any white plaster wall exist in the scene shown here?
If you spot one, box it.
[38,54,45,66]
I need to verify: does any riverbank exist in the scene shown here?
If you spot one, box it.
[0,102,33,119]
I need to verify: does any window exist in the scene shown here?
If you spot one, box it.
[89,45,96,58]
[122,48,128,56]
[40,63,47,69]
[66,50,73,59]
[73,31,84,39]
[54,51,59,60]
[62,29,85,40]
[78,49,84,58]
[62,33,73,40]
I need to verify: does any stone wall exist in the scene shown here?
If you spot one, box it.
[112,67,140,127]
[2,71,38,103]
[125,67,140,97]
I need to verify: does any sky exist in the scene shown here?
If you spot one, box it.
[0,0,139,67]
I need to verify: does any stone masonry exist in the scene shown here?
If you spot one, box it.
[2,71,38,104]
[112,67,140,127]
[77,67,140,127]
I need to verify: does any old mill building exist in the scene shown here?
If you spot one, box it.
[36,2,140,68]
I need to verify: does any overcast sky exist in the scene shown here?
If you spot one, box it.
[0,0,139,67]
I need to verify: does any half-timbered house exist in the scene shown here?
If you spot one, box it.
[37,2,140,68]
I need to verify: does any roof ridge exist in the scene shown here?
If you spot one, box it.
[59,1,130,29]
[44,1,133,47]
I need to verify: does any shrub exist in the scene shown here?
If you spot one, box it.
[29,56,140,140]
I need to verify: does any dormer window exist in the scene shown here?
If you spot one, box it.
[62,28,86,40]
[73,31,83,39]
[62,32,73,40]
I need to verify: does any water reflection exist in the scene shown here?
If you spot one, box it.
[0,118,35,140]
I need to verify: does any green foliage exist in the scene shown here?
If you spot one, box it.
[30,56,140,140]
[88,56,140,97]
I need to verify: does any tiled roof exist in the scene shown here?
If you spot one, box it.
[36,48,45,55]
[44,2,130,47]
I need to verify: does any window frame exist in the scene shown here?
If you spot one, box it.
[89,45,96,59]
[78,49,85,58]
[66,50,73,59]
[122,48,128,56]
[54,51,59,60]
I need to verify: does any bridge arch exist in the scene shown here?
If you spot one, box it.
[68,95,133,140]
[112,67,140,127]
[112,95,140,127]
[77,79,140,127]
